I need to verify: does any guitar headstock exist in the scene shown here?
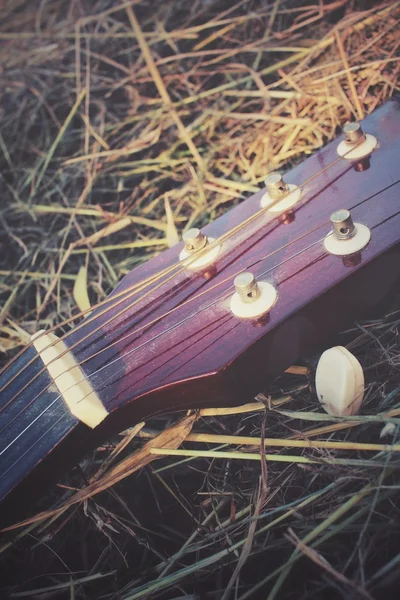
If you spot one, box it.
[66,99,400,431]
[2,100,400,526]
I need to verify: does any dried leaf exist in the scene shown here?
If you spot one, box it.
[74,215,166,248]
[3,413,197,531]
[73,266,91,312]
[164,195,180,248]
[103,125,161,164]
[0,321,32,352]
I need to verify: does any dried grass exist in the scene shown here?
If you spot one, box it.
[1,1,400,599]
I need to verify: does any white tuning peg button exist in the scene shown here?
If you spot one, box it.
[315,346,364,416]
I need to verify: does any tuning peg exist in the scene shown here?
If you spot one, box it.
[234,272,261,303]
[330,209,356,240]
[337,121,377,160]
[315,346,364,416]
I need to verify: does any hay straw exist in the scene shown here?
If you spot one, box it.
[1,1,400,598]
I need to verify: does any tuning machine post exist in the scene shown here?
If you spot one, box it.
[230,272,277,319]
[261,172,301,212]
[179,228,221,271]
[337,122,377,160]
[324,209,370,256]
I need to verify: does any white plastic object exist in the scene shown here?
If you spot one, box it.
[32,330,109,428]
[179,237,221,271]
[230,281,278,319]
[260,184,302,212]
[337,134,377,160]
[380,423,396,438]
[315,346,364,416]
[324,223,371,256]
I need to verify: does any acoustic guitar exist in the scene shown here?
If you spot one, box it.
[1,99,400,527]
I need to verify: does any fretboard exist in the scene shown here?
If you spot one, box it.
[0,346,78,525]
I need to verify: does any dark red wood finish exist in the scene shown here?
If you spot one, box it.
[70,99,400,422]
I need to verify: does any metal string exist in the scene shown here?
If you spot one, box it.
[0,234,327,472]
[3,180,400,471]
[0,150,349,414]
[0,137,381,469]
[0,194,340,439]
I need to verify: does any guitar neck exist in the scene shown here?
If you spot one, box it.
[0,346,80,525]
[0,334,232,526]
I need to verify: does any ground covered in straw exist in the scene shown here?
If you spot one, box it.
[1,0,400,598]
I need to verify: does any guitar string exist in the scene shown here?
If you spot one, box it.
[41,174,400,401]
[2,182,400,471]
[0,233,327,468]
[0,150,350,411]
[0,137,374,456]
[0,142,376,450]
[0,217,328,439]
[0,167,330,399]
[1,140,364,432]
[0,217,251,394]
[0,195,282,391]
